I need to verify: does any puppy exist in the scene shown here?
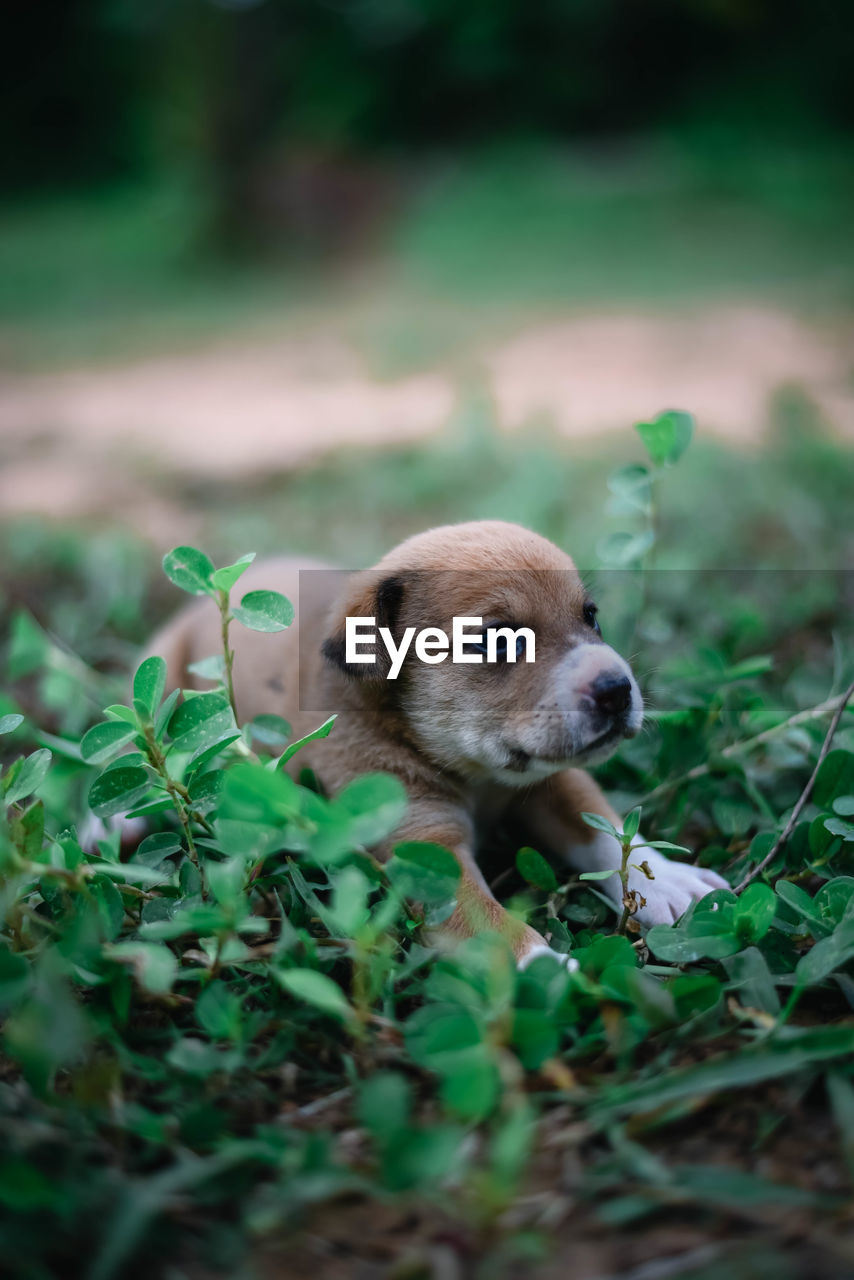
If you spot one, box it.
[150,521,726,965]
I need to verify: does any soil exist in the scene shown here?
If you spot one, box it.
[2,303,853,542]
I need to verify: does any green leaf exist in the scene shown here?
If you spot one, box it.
[92,875,125,941]
[606,463,651,507]
[135,832,183,865]
[516,846,558,892]
[579,869,619,881]
[211,552,256,594]
[0,714,24,736]
[186,654,226,683]
[388,841,462,904]
[810,812,841,857]
[636,409,694,467]
[187,769,224,814]
[167,693,236,755]
[154,688,182,738]
[0,1159,56,1210]
[594,1025,854,1116]
[4,749,52,807]
[597,529,655,568]
[4,974,89,1093]
[405,1004,483,1066]
[646,924,741,963]
[581,812,620,839]
[88,766,152,818]
[733,882,777,942]
[8,611,49,679]
[196,981,243,1040]
[275,968,354,1022]
[815,879,854,927]
[206,856,246,907]
[330,865,373,936]
[335,772,408,846]
[109,943,177,994]
[35,732,84,762]
[106,705,140,726]
[133,656,167,719]
[248,714,291,748]
[232,589,294,633]
[80,721,137,765]
[278,714,336,767]
[824,816,854,842]
[712,796,755,837]
[512,1008,560,1069]
[775,879,828,932]
[220,760,300,824]
[622,807,641,841]
[358,1071,411,1143]
[0,944,30,1010]
[795,921,854,987]
[12,800,45,861]
[722,946,780,1015]
[833,796,854,817]
[439,1048,500,1120]
[719,655,774,682]
[162,546,216,597]
[185,732,241,771]
[815,750,854,809]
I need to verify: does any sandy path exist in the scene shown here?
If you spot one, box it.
[1,303,852,530]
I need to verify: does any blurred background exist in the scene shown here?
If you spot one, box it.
[1,0,853,657]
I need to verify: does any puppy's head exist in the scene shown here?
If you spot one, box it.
[322,521,642,784]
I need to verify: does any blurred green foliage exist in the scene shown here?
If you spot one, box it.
[6,0,854,193]
[4,0,854,262]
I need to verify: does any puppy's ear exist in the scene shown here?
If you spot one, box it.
[321,571,408,680]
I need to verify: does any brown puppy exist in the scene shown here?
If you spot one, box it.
[149,522,726,964]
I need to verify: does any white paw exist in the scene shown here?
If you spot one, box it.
[614,844,729,926]
[77,811,149,855]
[517,941,579,972]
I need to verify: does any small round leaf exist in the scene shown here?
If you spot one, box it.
[162,546,216,597]
[232,590,294,633]
[88,766,152,818]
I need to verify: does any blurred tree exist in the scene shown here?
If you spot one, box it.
[2,0,852,251]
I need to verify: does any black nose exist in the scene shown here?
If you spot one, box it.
[591,673,632,717]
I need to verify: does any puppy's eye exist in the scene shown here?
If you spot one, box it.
[583,602,601,636]
[471,627,527,662]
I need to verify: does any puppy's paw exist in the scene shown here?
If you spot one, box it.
[623,847,729,926]
[517,939,579,972]
[77,811,148,856]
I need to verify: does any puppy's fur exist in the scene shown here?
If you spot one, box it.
[149,522,725,964]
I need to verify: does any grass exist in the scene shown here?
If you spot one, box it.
[1,415,854,1277]
[2,135,853,373]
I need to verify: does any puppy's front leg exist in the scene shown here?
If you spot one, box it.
[393,796,560,967]
[516,770,727,927]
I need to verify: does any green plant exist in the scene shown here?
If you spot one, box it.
[2,425,854,1277]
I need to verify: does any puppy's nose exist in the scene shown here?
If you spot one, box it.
[591,673,632,717]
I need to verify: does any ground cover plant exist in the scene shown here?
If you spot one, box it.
[1,417,854,1279]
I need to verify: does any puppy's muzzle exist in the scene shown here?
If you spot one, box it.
[569,644,643,748]
[590,672,633,719]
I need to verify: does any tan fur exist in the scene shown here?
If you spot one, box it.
[147,522,726,961]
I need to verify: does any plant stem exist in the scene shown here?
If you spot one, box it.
[639,685,854,809]
[733,678,854,893]
[142,727,199,867]
[616,836,632,934]
[218,590,239,723]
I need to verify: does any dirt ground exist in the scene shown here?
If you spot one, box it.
[2,302,853,540]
